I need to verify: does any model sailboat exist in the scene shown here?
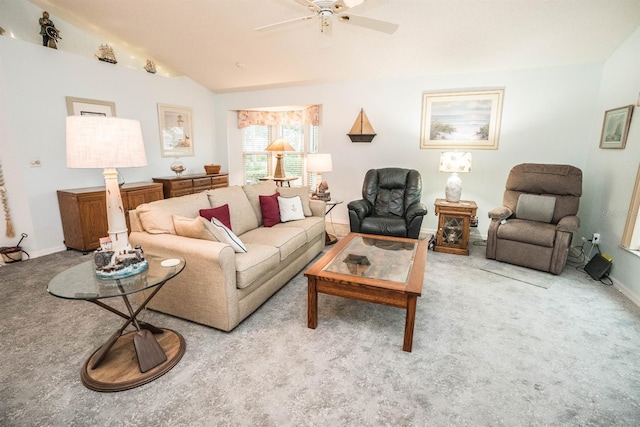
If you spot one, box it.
[95,44,117,64]
[348,108,377,143]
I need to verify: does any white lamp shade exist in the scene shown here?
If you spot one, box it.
[439,151,472,173]
[66,116,147,169]
[307,153,333,173]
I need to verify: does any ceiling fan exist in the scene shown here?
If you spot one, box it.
[255,0,399,34]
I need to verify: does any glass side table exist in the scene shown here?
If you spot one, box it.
[324,200,343,245]
[47,254,186,392]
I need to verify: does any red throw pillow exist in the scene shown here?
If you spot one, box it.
[200,204,232,230]
[259,193,280,227]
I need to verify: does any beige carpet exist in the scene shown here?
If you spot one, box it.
[479,259,558,289]
[2,224,640,425]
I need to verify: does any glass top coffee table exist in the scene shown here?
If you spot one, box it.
[304,233,427,352]
[47,254,186,392]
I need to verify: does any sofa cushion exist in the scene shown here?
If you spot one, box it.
[241,226,307,261]
[235,244,280,289]
[207,186,259,235]
[137,192,209,235]
[173,215,218,241]
[199,204,232,230]
[242,180,278,226]
[278,186,312,216]
[278,195,305,222]
[206,217,247,253]
[516,194,556,223]
[259,193,281,227]
[274,216,325,242]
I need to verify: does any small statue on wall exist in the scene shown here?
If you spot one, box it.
[39,11,61,49]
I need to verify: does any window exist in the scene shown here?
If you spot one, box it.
[621,163,640,251]
[242,123,319,186]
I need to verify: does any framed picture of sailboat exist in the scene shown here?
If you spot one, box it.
[420,89,504,150]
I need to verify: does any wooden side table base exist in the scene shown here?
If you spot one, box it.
[81,329,185,392]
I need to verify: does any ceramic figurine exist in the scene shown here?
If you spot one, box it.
[39,11,61,49]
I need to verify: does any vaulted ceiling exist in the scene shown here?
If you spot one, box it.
[27,0,640,93]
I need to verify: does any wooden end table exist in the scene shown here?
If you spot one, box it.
[47,255,186,392]
[434,198,478,256]
[304,233,427,352]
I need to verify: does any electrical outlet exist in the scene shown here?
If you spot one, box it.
[592,233,600,244]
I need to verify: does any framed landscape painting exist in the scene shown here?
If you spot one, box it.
[599,105,633,149]
[420,89,504,150]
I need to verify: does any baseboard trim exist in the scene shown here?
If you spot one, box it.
[611,276,640,308]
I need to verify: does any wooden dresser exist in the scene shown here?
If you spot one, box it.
[152,173,229,198]
[57,182,164,252]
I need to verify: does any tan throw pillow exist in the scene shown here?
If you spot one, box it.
[137,192,210,235]
[173,215,219,241]
[278,186,312,216]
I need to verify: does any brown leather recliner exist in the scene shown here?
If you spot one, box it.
[486,163,582,275]
[348,168,427,239]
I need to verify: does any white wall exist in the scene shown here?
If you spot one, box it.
[216,64,602,239]
[0,36,219,256]
[581,27,640,304]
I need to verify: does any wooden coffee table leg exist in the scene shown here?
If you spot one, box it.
[403,295,418,352]
[308,278,318,329]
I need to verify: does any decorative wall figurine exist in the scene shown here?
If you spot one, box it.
[39,11,61,49]
[144,60,157,74]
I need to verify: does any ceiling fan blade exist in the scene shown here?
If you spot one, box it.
[255,15,314,32]
[294,0,321,12]
[337,13,399,34]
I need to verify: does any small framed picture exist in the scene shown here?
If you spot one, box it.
[65,97,116,117]
[599,105,634,149]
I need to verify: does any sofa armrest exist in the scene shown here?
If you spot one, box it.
[347,199,372,221]
[488,206,513,221]
[309,199,326,217]
[129,231,241,331]
[556,215,580,233]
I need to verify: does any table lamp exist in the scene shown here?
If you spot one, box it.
[439,151,472,202]
[265,138,295,178]
[307,153,333,200]
[66,116,147,256]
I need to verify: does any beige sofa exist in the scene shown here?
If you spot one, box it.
[129,180,326,331]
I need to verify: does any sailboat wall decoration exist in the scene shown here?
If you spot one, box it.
[348,108,377,143]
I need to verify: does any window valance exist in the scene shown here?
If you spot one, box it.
[237,105,320,129]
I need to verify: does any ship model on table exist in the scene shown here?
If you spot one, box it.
[95,44,117,64]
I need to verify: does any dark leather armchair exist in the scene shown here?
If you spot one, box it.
[348,168,427,239]
[486,163,582,275]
